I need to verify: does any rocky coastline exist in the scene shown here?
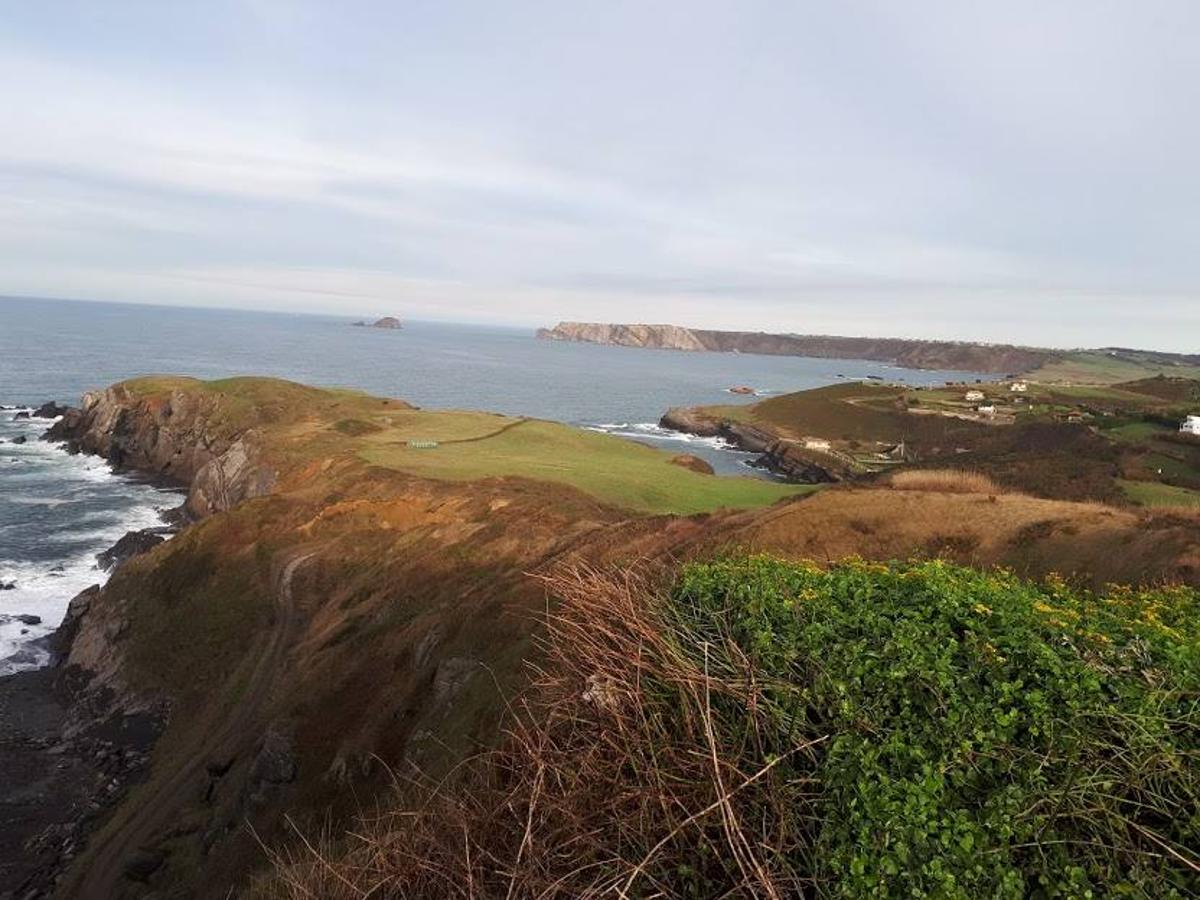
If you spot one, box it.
[539,321,1056,373]
[0,387,255,898]
[659,406,845,483]
[0,541,168,899]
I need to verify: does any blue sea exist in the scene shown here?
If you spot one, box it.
[0,295,984,671]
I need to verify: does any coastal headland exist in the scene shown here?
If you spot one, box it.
[7,375,1200,897]
[538,321,1200,382]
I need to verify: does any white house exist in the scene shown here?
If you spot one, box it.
[1182,416,1200,436]
[965,390,985,402]
[978,405,997,416]
[803,438,832,451]
[1009,381,1028,393]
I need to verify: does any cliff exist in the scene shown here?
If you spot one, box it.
[538,321,1058,373]
[48,381,277,519]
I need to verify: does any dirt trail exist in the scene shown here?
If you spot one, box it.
[66,552,315,900]
[389,417,532,447]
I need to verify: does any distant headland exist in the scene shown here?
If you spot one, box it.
[537,322,1200,382]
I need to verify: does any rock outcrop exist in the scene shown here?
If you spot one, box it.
[659,407,843,483]
[538,322,1059,374]
[95,530,167,573]
[46,385,277,520]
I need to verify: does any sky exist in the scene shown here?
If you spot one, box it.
[0,1,1197,350]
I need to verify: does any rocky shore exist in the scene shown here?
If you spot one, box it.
[0,395,207,899]
[659,406,845,483]
[0,546,165,899]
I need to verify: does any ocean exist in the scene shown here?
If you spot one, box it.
[0,296,985,672]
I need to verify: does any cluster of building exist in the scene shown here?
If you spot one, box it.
[1182,415,1200,436]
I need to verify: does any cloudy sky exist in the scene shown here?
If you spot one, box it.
[1,1,1197,349]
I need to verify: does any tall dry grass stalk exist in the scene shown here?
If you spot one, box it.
[261,565,826,899]
[888,468,1003,494]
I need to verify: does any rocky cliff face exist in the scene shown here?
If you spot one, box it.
[539,322,1058,374]
[659,407,843,483]
[48,385,276,520]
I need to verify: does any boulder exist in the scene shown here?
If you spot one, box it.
[33,401,69,419]
[11,435,27,445]
[0,581,15,591]
[251,730,297,785]
[13,410,30,420]
[15,614,41,626]
[123,847,166,882]
[52,585,100,660]
[669,454,715,475]
[97,530,166,572]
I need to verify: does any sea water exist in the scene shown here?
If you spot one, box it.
[0,295,984,670]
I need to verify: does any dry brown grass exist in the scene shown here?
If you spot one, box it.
[260,564,825,899]
[888,468,1003,494]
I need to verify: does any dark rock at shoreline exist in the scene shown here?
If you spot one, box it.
[97,530,166,573]
[33,401,69,419]
[1,581,15,591]
[11,434,27,444]
[52,586,101,661]
[15,614,42,626]
[13,410,30,420]
[659,407,842,484]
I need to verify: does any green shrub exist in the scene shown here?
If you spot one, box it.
[671,558,1200,898]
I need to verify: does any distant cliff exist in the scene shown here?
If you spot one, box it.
[536,322,1058,374]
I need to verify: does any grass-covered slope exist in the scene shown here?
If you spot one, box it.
[273,557,1200,898]
[113,376,809,515]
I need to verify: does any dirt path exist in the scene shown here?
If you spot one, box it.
[66,552,315,900]
[389,417,532,447]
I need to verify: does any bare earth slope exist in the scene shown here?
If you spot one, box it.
[26,376,1200,898]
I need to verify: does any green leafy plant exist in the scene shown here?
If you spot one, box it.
[672,557,1200,897]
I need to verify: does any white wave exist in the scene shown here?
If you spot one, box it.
[584,422,753,454]
[0,440,183,677]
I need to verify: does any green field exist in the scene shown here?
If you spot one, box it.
[1031,351,1200,385]
[359,415,815,515]
[1102,421,1173,443]
[1119,478,1200,509]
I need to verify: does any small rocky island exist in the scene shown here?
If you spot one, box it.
[352,316,403,329]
